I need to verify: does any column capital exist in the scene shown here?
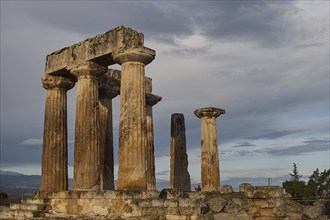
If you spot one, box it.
[99,74,120,99]
[41,75,75,90]
[146,93,162,106]
[108,69,121,82]
[112,47,155,65]
[194,107,225,119]
[69,61,106,78]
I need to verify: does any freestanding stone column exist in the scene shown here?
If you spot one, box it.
[98,72,120,190]
[170,113,191,191]
[70,61,106,190]
[194,107,225,192]
[112,47,155,190]
[41,75,75,194]
[145,77,162,190]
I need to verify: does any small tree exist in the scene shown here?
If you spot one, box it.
[289,163,302,182]
[283,163,310,200]
[308,168,330,197]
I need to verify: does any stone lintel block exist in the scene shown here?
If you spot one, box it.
[194,107,226,118]
[178,207,200,215]
[240,185,284,199]
[10,203,44,211]
[146,93,162,106]
[159,188,184,199]
[151,198,165,207]
[164,199,179,208]
[45,26,144,75]
[21,198,45,205]
[185,192,206,199]
[178,198,197,208]
[138,199,153,207]
[220,185,234,194]
[46,191,70,199]
[112,47,155,65]
[78,191,105,199]
[103,190,119,199]
[105,190,146,199]
[145,190,161,199]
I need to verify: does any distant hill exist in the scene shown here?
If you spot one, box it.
[0,169,287,198]
[0,170,40,197]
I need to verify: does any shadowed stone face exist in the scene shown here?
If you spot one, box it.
[145,77,162,190]
[98,73,120,190]
[170,113,191,192]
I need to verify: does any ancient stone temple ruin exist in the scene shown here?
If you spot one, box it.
[1,26,328,220]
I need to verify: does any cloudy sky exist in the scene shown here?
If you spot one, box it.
[1,1,329,188]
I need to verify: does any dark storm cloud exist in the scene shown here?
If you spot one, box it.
[246,129,304,140]
[6,1,193,44]
[233,142,256,148]
[0,143,42,167]
[265,139,329,156]
[174,1,297,46]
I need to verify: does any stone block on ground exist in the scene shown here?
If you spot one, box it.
[206,197,227,213]
[220,185,234,194]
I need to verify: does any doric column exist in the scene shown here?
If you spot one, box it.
[70,61,106,190]
[194,107,225,192]
[41,75,75,194]
[170,113,191,191]
[98,71,120,190]
[112,47,155,190]
[145,77,162,190]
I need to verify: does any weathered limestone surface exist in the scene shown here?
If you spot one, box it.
[170,114,191,192]
[70,61,107,190]
[194,107,225,192]
[45,26,144,76]
[40,75,75,194]
[145,77,162,190]
[113,47,155,190]
[98,70,120,190]
[2,185,327,219]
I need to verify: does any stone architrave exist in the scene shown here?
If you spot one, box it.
[145,77,162,190]
[41,75,75,194]
[45,26,144,76]
[170,113,191,191]
[112,47,155,190]
[98,70,120,190]
[70,61,107,190]
[194,107,225,192]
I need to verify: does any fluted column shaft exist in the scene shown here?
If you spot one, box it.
[70,61,106,190]
[145,86,162,190]
[41,75,75,194]
[194,107,225,192]
[113,47,155,190]
[99,73,120,190]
